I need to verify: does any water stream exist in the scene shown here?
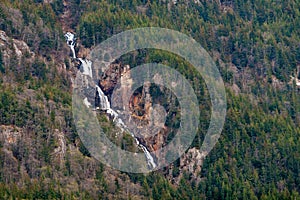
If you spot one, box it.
[65,32,157,169]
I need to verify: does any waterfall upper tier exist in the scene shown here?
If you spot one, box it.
[64,32,76,59]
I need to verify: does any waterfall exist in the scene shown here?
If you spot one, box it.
[96,85,110,110]
[78,58,93,78]
[96,84,157,169]
[65,32,157,170]
[95,85,157,168]
[83,97,92,108]
[64,32,76,59]
[141,145,157,168]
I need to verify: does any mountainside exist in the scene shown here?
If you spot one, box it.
[0,0,299,199]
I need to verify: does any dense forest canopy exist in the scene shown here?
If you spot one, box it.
[0,0,299,199]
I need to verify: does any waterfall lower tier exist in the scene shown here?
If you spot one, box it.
[96,85,110,110]
[95,84,156,169]
[141,145,157,169]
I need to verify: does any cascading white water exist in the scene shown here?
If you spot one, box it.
[141,145,157,168]
[78,58,93,78]
[96,85,110,110]
[83,97,92,108]
[64,32,76,59]
[65,32,156,169]
[95,84,157,169]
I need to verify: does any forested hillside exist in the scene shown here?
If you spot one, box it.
[0,0,299,199]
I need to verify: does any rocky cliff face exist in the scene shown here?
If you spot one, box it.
[0,125,22,145]
[98,59,204,177]
[98,62,168,152]
[0,30,35,66]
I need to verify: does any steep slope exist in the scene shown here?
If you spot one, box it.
[0,0,299,199]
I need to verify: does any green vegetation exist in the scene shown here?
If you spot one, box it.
[0,0,299,199]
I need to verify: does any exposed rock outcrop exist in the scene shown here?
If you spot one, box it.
[167,148,206,185]
[179,148,206,181]
[52,129,67,168]
[0,30,35,66]
[0,125,22,145]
